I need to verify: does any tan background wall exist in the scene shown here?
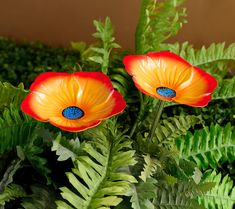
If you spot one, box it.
[0,0,234,49]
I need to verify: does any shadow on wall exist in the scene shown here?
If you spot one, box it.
[0,0,234,49]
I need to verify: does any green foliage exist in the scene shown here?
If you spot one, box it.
[198,170,235,209]
[0,82,27,110]
[57,122,137,209]
[213,76,235,100]
[0,184,26,206]
[109,68,137,103]
[153,115,202,144]
[139,154,160,182]
[0,37,80,87]
[21,185,56,209]
[23,142,51,184]
[0,104,50,183]
[162,42,235,68]
[135,0,187,53]
[89,17,120,74]
[0,159,22,192]
[155,181,214,209]
[0,104,39,154]
[51,133,81,161]
[138,115,202,154]
[176,123,235,170]
[130,178,156,209]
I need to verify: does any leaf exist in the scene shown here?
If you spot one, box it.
[56,121,137,209]
[192,167,203,185]
[23,143,51,184]
[51,133,81,161]
[21,184,56,209]
[198,170,235,209]
[0,104,39,154]
[0,82,27,109]
[176,123,235,170]
[213,76,235,100]
[139,154,160,182]
[90,17,120,74]
[135,0,187,53]
[130,178,156,209]
[0,184,26,206]
[155,181,213,209]
[139,115,202,153]
[89,56,103,64]
[0,159,22,192]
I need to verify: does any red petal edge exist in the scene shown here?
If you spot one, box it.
[192,66,218,92]
[30,72,70,91]
[123,55,146,76]
[50,120,102,132]
[147,51,192,67]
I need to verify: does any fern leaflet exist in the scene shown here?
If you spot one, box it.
[0,82,27,109]
[0,184,26,206]
[51,133,81,161]
[139,154,160,182]
[21,185,56,209]
[130,178,156,209]
[155,181,214,209]
[161,42,235,67]
[0,104,39,154]
[176,123,235,170]
[198,170,235,209]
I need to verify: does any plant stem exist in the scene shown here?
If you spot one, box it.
[135,0,151,54]
[148,100,165,143]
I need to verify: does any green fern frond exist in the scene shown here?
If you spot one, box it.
[109,68,138,103]
[0,159,22,192]
[57,122,137,209]
[155,115,202,144]
[51,133,81,161]
[161,42,235,67]
[213,76,235,100]
[89,17,120,74]
[130,178,156,209]
[23,143,51,184]
[0,104,39,154]
[176,123,235,170]
[155,181,214,209]
[21,185,56,209]
[139,154,160,182]
[198,170,235,209]
[135,0,186,53]
[0,82,27,109]
[0,184,26,206]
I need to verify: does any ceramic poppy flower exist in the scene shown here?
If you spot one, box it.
[21,72,126,132]
[123,51,217,107]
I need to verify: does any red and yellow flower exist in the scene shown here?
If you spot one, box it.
[21,72,126,132]
[123,51,217,107]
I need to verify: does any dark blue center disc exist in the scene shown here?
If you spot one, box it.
[62,106,84,120]
[156,87,176,98]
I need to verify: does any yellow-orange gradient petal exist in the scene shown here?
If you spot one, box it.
[123,51,217,106]
[21,72,126,132]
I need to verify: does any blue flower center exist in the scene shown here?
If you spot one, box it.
[156,87,176,98]
[62,106,84,120]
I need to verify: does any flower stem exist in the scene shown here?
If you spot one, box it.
[148,100,165,143]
